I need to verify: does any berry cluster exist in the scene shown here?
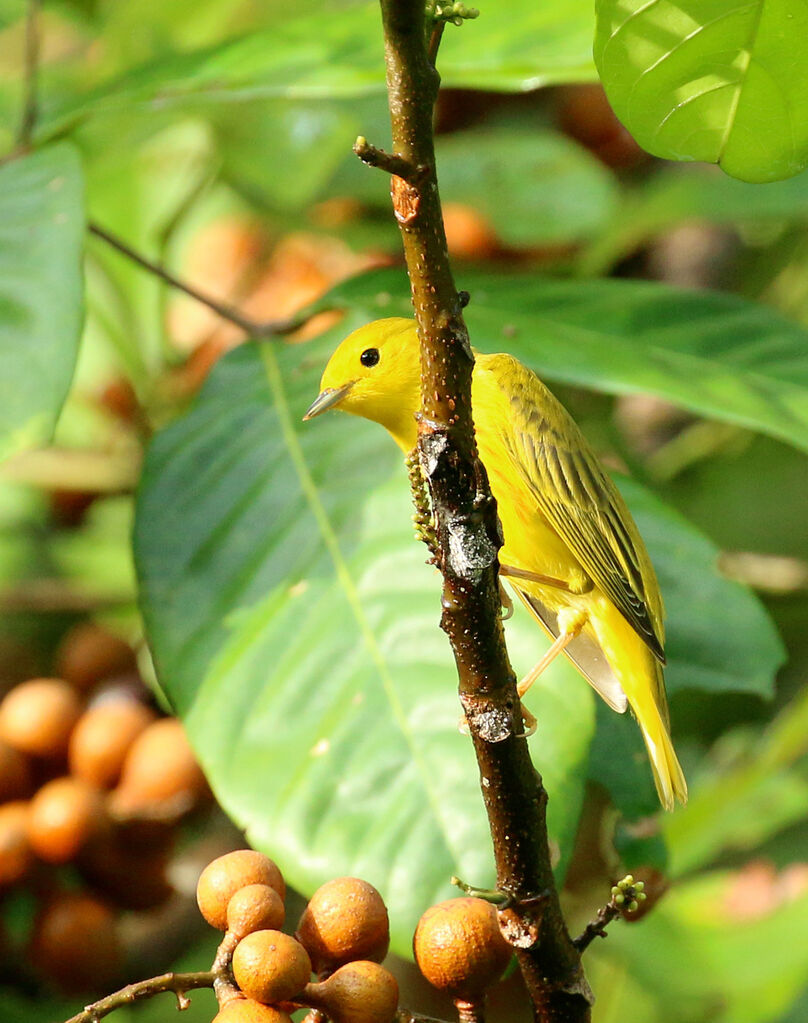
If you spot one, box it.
[610,874,647,914]
[196,850,399,1023]
[0,623,209,993]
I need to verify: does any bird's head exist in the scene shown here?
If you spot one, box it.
[304,317,421,451]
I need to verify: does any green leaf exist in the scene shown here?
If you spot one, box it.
[580,165,808,276]
[314,268,808,452]
[42,0,596,135]
[135,332,595,955]
[137,297,784,926]
[0,144,84,462]
[588,871,808,1023]
[663,689,808,876]
[322,126,618,247]
[81,118,215,378]
[215,99,363,212]
[594,0,808,183]
[433,128,618,246]
[623,475,783,700]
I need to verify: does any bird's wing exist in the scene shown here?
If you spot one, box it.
[499,364,665,662]
[512,586,629,713]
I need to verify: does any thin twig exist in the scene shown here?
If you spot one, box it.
[427,21,445,64]
[572,904,621,952]
[88,223,310,338]
[63,970,215,1023]
[0,580,132,613]
[16,0,40,149]
[354,136,418,180]
[573,877,646,952]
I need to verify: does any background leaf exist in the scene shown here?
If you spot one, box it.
[136,308,783,942]
[333,127,619,248]
[313,268,808,452]
[134,332,596,955]
[579,165,808,276]
[587,871,808,1023]
[42,0,597,135]
[594,0,808,183]
[0,144,84,462]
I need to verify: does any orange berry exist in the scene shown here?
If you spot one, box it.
[78,829,173,910]
[0,738,33,802]
[0,679,82,759]
[197,849,285,931]
[55,624,137,691]
[227,883,286,939]
[0,801,33,887]
[31,892,121,993]
[232,930,311,1005]
[442,203,499,260]
[28,777,107,864]
[413,898,511,999]
[68,700,156,788]
[296,877,389,974]
[213,999,294,1023]
[303,961,398,1023]
[110,718,207,813]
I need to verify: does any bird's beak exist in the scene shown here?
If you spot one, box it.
[303,382,355,421]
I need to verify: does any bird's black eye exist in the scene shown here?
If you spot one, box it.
[360,347,380,367]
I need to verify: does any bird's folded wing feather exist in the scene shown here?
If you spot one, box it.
[508,414,666,663]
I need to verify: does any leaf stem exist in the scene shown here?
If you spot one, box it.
[87,223,310,339]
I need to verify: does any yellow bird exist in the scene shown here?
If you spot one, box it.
[304,318,687,810]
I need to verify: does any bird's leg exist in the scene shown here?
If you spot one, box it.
[498,578,514,620]
[499,564,574,591]
[518,607,589,699]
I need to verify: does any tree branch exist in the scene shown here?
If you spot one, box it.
[354,136,419,180]
[371,2,590,1020]
[63,970,215,1023]
[573,877,646,952]
[572,904,621,954]
[87,223,312,339]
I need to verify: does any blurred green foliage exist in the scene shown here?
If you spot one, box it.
[1,0,808,1020]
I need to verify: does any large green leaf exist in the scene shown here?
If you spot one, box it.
[0,145,84,462]
[136,308,783,943]
[134,330,595,955]
[42,0,596,136]
[594,0,808,183]
[313,268,808,452]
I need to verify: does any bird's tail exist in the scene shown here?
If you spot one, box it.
[633,672,688,812]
